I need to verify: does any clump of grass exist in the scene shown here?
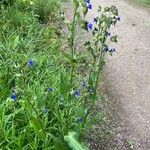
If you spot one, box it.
[33,0,60,23]
[0,1,66,149]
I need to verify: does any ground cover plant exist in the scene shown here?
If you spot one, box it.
[0,0,120,149]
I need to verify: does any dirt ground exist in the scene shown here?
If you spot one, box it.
[86,0,150,149]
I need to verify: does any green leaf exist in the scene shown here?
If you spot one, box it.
[13,35,19,49]
[54,140,68,150]
[80,20,88,31]
[60,73,70,97]
[64,132,89,150]
[110,35,118,43]
[30,116,45,140]
[104,7,110,12]
[112,10,118,15]
[98,6,102,12]
[73,0,79,9]
[76,12,81,21]
[82,5,88,16]
[111,5,117,11]
[76,106,86,118]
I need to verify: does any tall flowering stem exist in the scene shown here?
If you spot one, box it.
[69,1,79,88]
[83,5,120,126]
[87,6,119,94]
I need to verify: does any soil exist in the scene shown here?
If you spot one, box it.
[87,0,150,149]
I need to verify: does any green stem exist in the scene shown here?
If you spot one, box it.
[82,105,93,127]
[70,63,74,88]
[70,8,77,88]
[88,54,96,80]
[94,50,104,97]
[82,51,104,127]
[93,23,108,97]
[93,55,96,69]
[71,8,77,57]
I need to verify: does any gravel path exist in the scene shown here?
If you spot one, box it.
[85,0,150,149]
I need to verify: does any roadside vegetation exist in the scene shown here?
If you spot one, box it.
[0,0,120,149]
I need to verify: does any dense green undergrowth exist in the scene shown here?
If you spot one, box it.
[0,0,76,149]
[0,0,120,149]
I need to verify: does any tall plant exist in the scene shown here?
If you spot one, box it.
[62,0,120,149]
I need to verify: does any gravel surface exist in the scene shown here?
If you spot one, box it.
[66,0,150,149]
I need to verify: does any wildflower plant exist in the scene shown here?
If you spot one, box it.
[61,0,120,149]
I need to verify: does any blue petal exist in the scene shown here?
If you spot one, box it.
[11,92,17,101]
[88,23,93,30]
[94,17,97,23]
[106,32,111,37]
[78,117,83,123]
[87,4,92,9]
[90,87,94,93]
[104,44,109,52]
[82,82,86,89]
[48,88,54,92]
[74,90,80,97]
[86,0,90,4]
[27,59,34,67]
[109,48,116,52]
[44,108,49,113]
[116,16,121,21]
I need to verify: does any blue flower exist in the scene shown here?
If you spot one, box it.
[11,92,17,101]
[104,44,109,52]
[74,90,80,97]
[106,32,111,37]
[27,59,34,67]
[87,4,92,9]
[86,0,90,4]
[110,20,113,25]
[82,82,86,89]
[48,88,54,92]
[109,48,116,52]
[116,16,120,21]
[90,87,94,93]
[78,117,83,123]
[44,108,49,113]
[94,17,97,23]
[87,22,93,31]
